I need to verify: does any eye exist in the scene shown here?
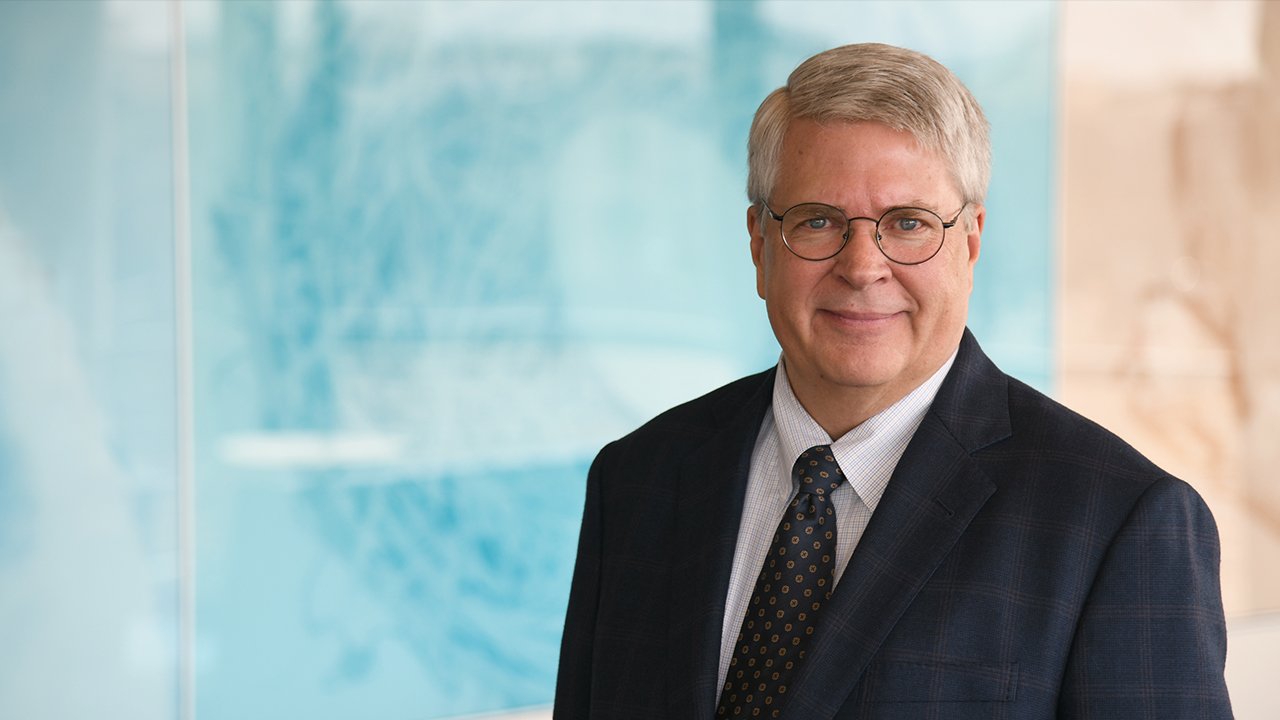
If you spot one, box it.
[805,217,829,230]
[894,217,921,232]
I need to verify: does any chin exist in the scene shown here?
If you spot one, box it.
[816,350,909,390]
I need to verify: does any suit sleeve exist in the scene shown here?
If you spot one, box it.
[553,450,606,719]
[1057,477,1232,718]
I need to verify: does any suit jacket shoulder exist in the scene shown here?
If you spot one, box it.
[555,367,776,720]
[933,330,1184,524]
[592,368,774,475]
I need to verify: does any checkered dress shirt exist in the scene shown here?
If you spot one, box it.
[716,350,958,692]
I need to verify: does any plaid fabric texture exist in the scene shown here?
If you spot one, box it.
[554,330,1231,720]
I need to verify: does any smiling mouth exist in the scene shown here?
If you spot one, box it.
[820,309,903,324]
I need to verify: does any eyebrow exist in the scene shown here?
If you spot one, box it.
[882,199,939,211]
[841,200,942,217]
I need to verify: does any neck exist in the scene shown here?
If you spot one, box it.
[782,356,949,439]
[790,382,899,439]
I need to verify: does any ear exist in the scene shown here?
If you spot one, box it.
[964,204,984,269]
[748,205,766,300]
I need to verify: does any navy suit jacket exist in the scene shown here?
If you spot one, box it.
[554,330,1231,719]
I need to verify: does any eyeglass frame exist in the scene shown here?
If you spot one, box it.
[761,200,968,265]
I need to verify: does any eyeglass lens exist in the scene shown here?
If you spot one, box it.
[780,204,947,264]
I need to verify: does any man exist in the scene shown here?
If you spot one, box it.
[554,43,1231,719]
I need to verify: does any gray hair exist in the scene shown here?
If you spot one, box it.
[746,43,991,211]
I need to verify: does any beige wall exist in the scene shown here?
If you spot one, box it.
[1060,0,1280,617]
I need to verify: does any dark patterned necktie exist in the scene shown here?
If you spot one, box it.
[716,445,844,720]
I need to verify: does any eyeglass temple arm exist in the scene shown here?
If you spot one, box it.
[760,202,785,222]
[942,203,968,229]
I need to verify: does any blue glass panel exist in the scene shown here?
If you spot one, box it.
[0,1,178,718]
[186,1,1055,718]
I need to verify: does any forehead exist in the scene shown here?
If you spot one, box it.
[775,119,958,209]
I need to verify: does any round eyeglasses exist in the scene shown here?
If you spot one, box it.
[763,201,966,265]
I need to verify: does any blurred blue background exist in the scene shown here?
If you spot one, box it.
[0,1,1054,718]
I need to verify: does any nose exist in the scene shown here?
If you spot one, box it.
[832,217,892,287]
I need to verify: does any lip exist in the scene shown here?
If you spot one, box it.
[819,304,901,319]
[818,309,904,326]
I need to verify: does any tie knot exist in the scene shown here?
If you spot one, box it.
[793,445,844,497]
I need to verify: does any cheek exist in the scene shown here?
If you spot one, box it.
[763,264,825,331]
[774,264,826,308]
[937,245,976,296]
[903,266,967,319]
[933,267,975,322]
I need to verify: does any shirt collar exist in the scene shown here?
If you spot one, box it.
[771,348,958,509]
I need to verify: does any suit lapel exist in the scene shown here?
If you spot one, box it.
[780,330,1012,720]
[666,369,775,720]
